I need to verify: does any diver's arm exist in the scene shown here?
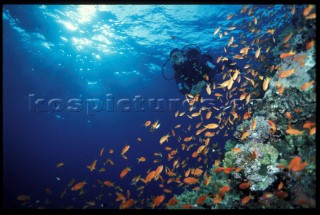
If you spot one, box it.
[178,82,191,95]
[196,54,218,82]
[175,75,191,95]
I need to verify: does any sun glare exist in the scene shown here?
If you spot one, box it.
[77,5,97,23]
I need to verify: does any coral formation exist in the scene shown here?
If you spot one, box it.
[169,4,315,209]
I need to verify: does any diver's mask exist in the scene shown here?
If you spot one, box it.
[171,51,185,66]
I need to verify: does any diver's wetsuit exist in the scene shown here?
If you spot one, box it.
[174,48,240,95]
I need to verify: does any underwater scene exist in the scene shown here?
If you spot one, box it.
[3,4,316,209]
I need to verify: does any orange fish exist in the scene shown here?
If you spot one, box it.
[146,170,156,183]
[286,124,303,135]
[183,177,198,185]
[232,148,242,153]
[151,195,165,209]
[261,192,274,199]
[214,160,221,167]
[137,137,142,142]
[196,194,208,205]
[239,181,251,190]
[155,165,164,177]
[203,175,211,186]
[306,13,316,19]
[278,85,285,94]
[184,169,191,177]
[243,111,251,120]
[245,93,251,104]
[99,147,104,156]
[220,185,231,194]
[184,136,194,142]
[120,167,131,178]
[150,120,160,131]
[193,168,203,176]
[295,55,306,62]
[309,127,316,136]
[278,181,284,190]
[288,156,308,172]
[204,123,219,129]
[283,32,293,43]
[240,92,248,100]
[165,146,172,151]
[301,80,315,91]
[71,181,87,191]
[213,194,222,204]
[241,194,252,204]
[166,196,178,206]
[240,46,250,55]
[196,122,203,129]
[197,145,206,154]
[171,129,175,137]
[206,83,212,95]
[137,157,146,163]
[233,54,244,59]
[240,5,248,13]
[251,118,256,130]
[278,69,295,78]
[144,120,151,127]
[255,47,261,59]
[241,131,250,141]
[268,120,277,132]
[228,36,234,47]
[235,167,242,173]
[291,5,296,15]
[87,160,97,172]
[182,204,194,208]
[170,148,178,156]
[302,121,315,129]
[115,192,126,202]
[266,28,275,35]
[279,49,296,58]
[223,167,236,174]
[109,149,114,154]
[103,180,114,187]
[285,112,292,120]
[262,77,271,91]
[204,138,210,146]
[121,145,130,155]
[306,40,314,50]
[303,5,312,16]
[250,148,258,160]
[56,162,64,168]
[160,134,170,144]
[120,198,135,209]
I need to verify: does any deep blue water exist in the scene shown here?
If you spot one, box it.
[3,4,304,209]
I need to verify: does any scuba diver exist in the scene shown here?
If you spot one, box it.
[162,44,241,95]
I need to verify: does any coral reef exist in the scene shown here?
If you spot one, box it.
[169,5,315,209]
[226,141,280,191]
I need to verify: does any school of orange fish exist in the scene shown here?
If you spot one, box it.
[16,4,315,209]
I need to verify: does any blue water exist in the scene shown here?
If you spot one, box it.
[3,4,303,209]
